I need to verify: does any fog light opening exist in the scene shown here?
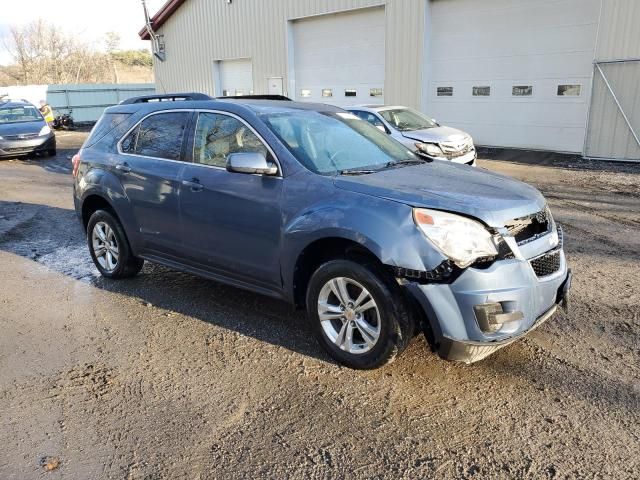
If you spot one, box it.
[474,303,524,333]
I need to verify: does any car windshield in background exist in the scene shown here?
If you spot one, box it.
[379,108,437,132]
[0,106,43,124]
[261,111,416,175]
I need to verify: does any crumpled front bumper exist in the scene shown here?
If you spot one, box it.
[405,245,571,364]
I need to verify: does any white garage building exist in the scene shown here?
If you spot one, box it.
[141,0,640,161]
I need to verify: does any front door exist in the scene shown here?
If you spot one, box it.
[117,110,192,258]
[179,111,283,290]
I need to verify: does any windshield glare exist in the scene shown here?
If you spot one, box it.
[379,108,437,131]
[261,111,416,175]
[0,106,43,124]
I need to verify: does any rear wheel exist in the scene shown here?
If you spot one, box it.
[306,259,414,369]
[87,210,143,279]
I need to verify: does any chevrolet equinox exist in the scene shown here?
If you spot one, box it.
[73,94,571,369]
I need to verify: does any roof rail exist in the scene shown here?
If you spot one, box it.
[119,92,213,104]
[217,94,292,101]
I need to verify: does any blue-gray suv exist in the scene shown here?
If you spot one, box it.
[73,94,571,369]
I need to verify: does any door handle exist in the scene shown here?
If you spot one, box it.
[115,163,131,173]
[182,178,204,192]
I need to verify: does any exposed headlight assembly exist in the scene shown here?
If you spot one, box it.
[415,142,443,157]
[39,125,51,136]
[413,208,498,268]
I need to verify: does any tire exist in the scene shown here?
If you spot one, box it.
[87,209,144,279]
[306,259,414,369]
[47,149,56,157]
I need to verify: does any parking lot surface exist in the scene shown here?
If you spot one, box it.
[1,131,639,479]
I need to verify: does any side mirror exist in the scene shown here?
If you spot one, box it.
[226,152,278,175]
[432,118,440,127]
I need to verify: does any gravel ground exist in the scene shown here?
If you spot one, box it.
[0,131,638,479]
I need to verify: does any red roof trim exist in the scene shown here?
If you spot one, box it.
[139,0,188,40]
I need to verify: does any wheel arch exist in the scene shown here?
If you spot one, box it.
[291,235,385,308]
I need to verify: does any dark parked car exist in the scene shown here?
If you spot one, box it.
[0,99,56,158]
[73,95,571,369]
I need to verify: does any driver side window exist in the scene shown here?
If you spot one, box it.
[193,112,269,168]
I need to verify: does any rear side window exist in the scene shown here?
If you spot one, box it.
[86,113,132,148]
[121,112,190,161]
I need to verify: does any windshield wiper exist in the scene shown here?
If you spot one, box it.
[384,157,431,169]
[339,168,379,176]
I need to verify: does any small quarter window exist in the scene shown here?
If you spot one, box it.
[472,86,490,97]
[369,88,383,97]
[512,85,533,96]
[322,89,333,97]
[345,89,357,97]
[557,85,581,96]
[437,87,453,97]
[300,89,311,98]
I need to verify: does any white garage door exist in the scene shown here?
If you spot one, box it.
[292,7,385,108]
[426,0,601,153]
[215,58,253,97]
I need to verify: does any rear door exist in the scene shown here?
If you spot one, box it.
[117,110,192,258]
[179,111,283,290]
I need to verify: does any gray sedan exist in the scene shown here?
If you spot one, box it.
[348,105,476,166]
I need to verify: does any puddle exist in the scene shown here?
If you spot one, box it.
[35,244,99,282]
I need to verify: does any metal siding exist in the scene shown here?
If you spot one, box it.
[152,0,423,108]
[585,0,640,160]
[425,0,601,153]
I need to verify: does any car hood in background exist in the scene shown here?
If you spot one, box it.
[0,120,46,136]
[401,125,468,145]
[334,161,545,227]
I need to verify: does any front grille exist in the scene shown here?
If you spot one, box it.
[3,133,38,140]
[4,147,34,153]
[530,249,561,278]
[440,138,473,158]
[505,209,551,245]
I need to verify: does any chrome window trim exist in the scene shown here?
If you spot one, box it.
[116,108,283,178]
[116,109,192,163]
[191,109,283,177]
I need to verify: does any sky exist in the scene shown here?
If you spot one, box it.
[0,0,166,64]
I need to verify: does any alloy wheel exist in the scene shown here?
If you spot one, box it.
[317,276,381,354]
[91,221,119,272]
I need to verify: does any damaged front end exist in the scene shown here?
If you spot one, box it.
[394,207,571,364]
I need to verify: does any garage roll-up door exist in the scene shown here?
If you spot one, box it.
[215,58,253,97]
[292,7,385,108]
[426,0,600,153]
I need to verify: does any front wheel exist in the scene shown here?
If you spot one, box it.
[306,259,414,369]
[87,209,143,279]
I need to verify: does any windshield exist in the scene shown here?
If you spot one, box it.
[0,105,43,124]
[261,110,417,175]
[379,108,437,131]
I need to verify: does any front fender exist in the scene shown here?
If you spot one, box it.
[280,184,448,300]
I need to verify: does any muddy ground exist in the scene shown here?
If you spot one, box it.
[0,131,638,479]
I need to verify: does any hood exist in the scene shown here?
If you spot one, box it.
[0,120,46,136]
[334,161,546,227]
[401,125,468,144]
